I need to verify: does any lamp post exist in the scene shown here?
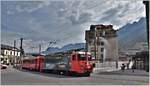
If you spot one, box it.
[20,38,24,70]
[39,44,41,54]
[94,26,97,62]
[143,1,149,47]
[13,40,16,67]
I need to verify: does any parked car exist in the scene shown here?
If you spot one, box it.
[1,64,8,69]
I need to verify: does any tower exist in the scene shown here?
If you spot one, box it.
[85,24,118,63]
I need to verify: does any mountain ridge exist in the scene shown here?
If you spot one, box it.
[118,17,147,51]
[43,17,147,54]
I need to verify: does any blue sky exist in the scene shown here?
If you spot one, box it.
[1,0,145,53]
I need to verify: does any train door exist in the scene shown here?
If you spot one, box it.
[77,54,87,73]
[39,57,44,72]
[36,57,40,71]
[38,58,41,71]
[35,58,38,71]
[77,53,93,73]
[70,54,79,72]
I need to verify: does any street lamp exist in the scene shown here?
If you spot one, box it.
[20,38,24,70]
[94,26,97,62]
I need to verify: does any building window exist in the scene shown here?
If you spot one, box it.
[101,54,104,62]
[5,51,7,55]
[101,54,103,58]
[101,42,104,46]
[101,48,104,52]
[18,52,20,56]
[10,51,12,55]
[14,51,16,56]
[99,33,102,37]
[102,31,105,36]
[17,52,19,56]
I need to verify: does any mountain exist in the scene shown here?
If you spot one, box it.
[118,17,147,51]
[60,43,85,52]
[42,17,147,54]
[46,47,60,53]
[41,43,85,55]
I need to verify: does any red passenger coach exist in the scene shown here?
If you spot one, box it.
[34,56,44,72]
[22,55,44,71]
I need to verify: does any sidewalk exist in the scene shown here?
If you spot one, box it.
[99,69,149,77]
[93,67,120,73]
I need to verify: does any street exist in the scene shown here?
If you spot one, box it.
[1,66,149,85]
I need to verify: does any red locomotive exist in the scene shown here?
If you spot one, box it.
[22,51,93,76]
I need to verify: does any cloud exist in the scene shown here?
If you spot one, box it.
[1,1,50,15]
[1,0,145,53]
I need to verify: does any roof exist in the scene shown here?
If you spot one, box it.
[41,46,85,56]
[90,24,116,31]
[1,44,20,51]
[76,51,91,55]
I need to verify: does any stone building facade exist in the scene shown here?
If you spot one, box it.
[85,24,118,63]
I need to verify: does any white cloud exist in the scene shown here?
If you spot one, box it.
[1,0,146,53]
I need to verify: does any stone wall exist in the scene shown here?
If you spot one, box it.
[93,61,128,73]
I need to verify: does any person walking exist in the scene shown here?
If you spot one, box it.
[132,63,136,72]
[127,59,131,69]
[121,63,126,72]
[126,63,129,69]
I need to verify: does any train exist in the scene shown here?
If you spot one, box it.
[22,51,94,76]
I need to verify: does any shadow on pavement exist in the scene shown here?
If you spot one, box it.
[16,68,89,78]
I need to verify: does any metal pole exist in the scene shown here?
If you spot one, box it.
[20,38,24,69]
[94,27,97,61]
[39,44,41,54]
[143,1,149,48]
[14,40,16,67]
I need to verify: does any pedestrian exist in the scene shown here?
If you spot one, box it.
[132,63,136,72]
[121,63,126,72]
[126,63,129,69]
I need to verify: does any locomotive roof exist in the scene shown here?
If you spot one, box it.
[74,51,91,55]
[23,55,44,60]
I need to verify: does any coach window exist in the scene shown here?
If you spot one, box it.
[72,55,76,60]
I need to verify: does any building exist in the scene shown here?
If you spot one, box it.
[85,24,118,63]
[143,1,149,46]
[132,51,149,72]
[119,42,148,61]
[1,44,21,65]
[133,42,148,51]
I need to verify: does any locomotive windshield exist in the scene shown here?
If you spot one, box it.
[78,54,92,61]
[78,54,86,60]
[87,55,92,61]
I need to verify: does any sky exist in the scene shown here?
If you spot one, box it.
[1,0,146,53]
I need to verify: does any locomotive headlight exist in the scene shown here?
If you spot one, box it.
[87,65,91,69]
[86,62,91,69]
[69,62,71,66]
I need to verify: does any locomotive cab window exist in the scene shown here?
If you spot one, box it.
[78,54,86,61]
[88,55,92,61]
[72,55,76,60]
